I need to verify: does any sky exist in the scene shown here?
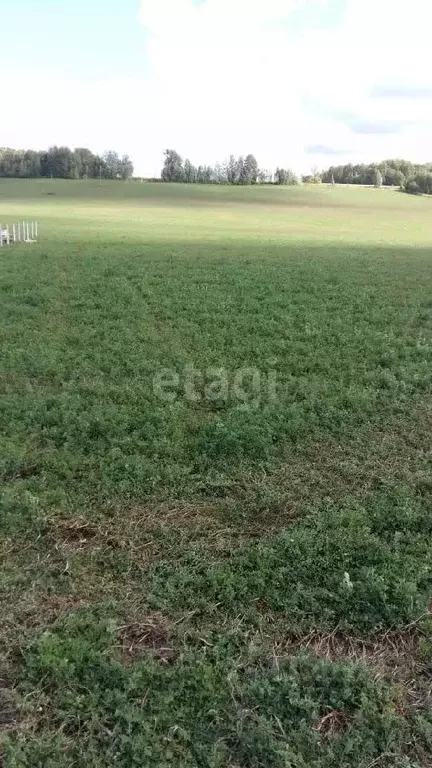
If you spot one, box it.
[1,0,432,176]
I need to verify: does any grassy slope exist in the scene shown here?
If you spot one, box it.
[0,180,431,766]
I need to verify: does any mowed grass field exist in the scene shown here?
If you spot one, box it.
[0,179,431,766]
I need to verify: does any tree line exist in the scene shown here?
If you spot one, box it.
[161,150,299,185]
[162,151,432,193]
[403,171,432,195]
[2,145,431,195]
[0,147,134,180]
[322,159,432,194]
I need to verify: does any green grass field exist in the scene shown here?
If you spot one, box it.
[1,179,431,766]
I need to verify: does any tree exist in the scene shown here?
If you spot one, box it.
[373,168,383,188]
[226,155,238,184]
[184,159,197,183]
[42,146,75,178]
[21,150,41,178]
[302,172,322,184]
[90,155,105,180]
[404,171,432,195]
[309,166,322,184]
[213,162,227,184]
[275,167,298,185]
[320,160,429,187]
[243,154,259,184]
[73,148,94,178]
[201,165,213,183]
[257,169,271,184]
[161,150,184,182]
[196,164,213,183]
[119,155,134,180]
[418,172,432,194]
[404,179,420,195]
[237,156,246,184]
[0,145,128,180]
[103,151,123,179]
[395,171,405,187]
[383,167,405,187]
[342,164,354,184]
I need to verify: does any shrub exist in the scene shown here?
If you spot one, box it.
[404,172,432,195]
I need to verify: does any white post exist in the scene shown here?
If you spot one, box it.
[12,224,16,243]
[31,221,34,239]
[35,221,38,239]
[23,221,26,241]
[6,226,10,245]
[26,222,30,241]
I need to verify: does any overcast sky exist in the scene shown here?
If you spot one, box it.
[2,0,431,176]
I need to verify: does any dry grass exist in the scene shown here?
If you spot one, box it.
[1,403,429,671]
[117,613,177,665]
[273,619,432,713]
[0,681,19,734]
[225,402,432,533]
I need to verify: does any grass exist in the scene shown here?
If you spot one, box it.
[0,179,431,766]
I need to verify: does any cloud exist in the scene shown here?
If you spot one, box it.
[136,0,333,171]
[138,0,314,115]
[3,0,432,178]
[134,0,432,172]
[371,85,432,100]
[296,1,432,126]
[305,145,351,155]
[347,120,412,135]
[138,0,306,32]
